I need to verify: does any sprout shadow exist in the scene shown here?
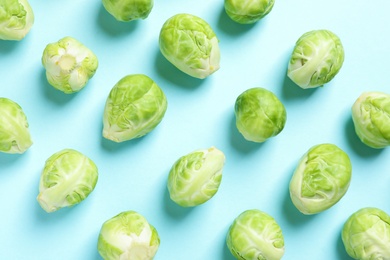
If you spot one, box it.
[336,228,353,260]
[86,231,103,260]
[222,237,236,260]
[229,113,265,154]
[96,5,138,36]
[154,48,205,89]
[0,153,24,169]
[0,40,21,54]
[100,134,145,153]
[40,70,76,104]
[344,117,383,158]
[217,6,258,36]
[281,67,318,100]
[162,182,195,219]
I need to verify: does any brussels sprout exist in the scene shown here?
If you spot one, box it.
[42,36,98,94]
[235,87,286,143]
[167,147,225,207]
[98,211,160,260]
[351,91,390,149]
[287,30,344,89]
[103,74,167,142]
[102,0,153,22]
[342,207,390,260]
[289,143,352,215]
[0,97,32,154]
[37,149,98,213]
[224,0,275,24]
[226,209,285,260]
[159,13,220,79]
[0,0,34,41]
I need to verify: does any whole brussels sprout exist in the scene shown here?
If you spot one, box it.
[159,13,220,79]
[226,209,285,260]
[42,36,98,94]
[289,143,352,215]
[167,147,225,207]
[0,0,34,41]
[102,0,153,22]
[287,30,344,89]
[224,0,275,24]
[0,97,32,154]
[37,149,98,213]
[342,207,390,260]
[235,87,286,143]
[98,210,160,260]
[351,91,390,149]
[103,74,167,142]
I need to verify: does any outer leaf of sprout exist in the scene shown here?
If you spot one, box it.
[352,91,390,149]
[289,143,352,215]
[226,209,285,260]
[224,0,275,24]
[42,36,98,94]
[342,207,390,260]
[159,13,220,79]
[103,74,167,142]
[0,97,32,154]
[37,149,98,213]
[235,87,286,143]
[167,147,225,207]
[0,0,34,41]
[287,30,344,89]
[102,0,154,22]
[97,211,160,260]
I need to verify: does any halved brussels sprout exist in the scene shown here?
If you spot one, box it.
[103,74,167,142]
[0,0,34,41]
[167,147,225,207]
[98,210,160,260]
[226,209,285,260]
[0,97,32,154]
[224,0,275,24]
[102,0,153,22]
[235,87,286,143]
[289,143,352,215]
[37,149,98,213]
[42,36,98,94]
[159,13,220,79]
[287,30,344,89]
[342,207,390,260]
[351,91,390,149]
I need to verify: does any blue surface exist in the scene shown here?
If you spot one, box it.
[1,0,390,259]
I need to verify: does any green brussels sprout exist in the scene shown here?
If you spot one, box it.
[0,0,34,41]
[37,149,98,213]
[235,87,286,143]
[167,147,225,207]
[289,143,352,215]
[287,30,344,89]
[226,209,285,260]
[42,36,98,94]
[159,13,220,79]
[98,210,160,260]
[103,74,167,142]
[102,0,153,22]
[351,91,390,149]
[342,207,390,260]
[224,0,275,24]
[0,97,32,154]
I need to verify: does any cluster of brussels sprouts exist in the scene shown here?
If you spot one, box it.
[1,0,390,259]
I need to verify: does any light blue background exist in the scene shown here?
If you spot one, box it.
[1,0,390,259]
